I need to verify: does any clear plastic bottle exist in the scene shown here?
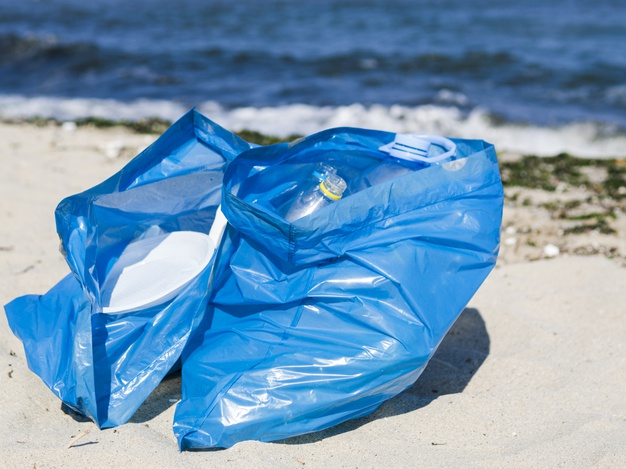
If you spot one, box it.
[273,163,337,214]
[351,158,414,191]
[311,162,337,182]
[284,172,347,222]
[352,134,458,192]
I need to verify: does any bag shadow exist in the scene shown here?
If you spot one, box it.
[62,370,182,425]
[127,370,182,424]
[276,306,490,445]
[62,308,489,442]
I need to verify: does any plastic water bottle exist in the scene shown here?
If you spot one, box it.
[311,162,337,182]
[352,158,414,190]
[284,172,347,222]
[352,134,458,191]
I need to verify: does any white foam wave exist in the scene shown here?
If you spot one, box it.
[1,95,625,159]
[0,95,188,123]
[208,102,626,159]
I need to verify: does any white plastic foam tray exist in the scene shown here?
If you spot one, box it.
[101,231,215,314]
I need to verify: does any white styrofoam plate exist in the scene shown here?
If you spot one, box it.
[101,231,215,314]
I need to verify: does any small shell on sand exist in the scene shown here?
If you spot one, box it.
[543,244,560,258]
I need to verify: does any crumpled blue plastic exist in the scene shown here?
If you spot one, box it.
[173,128,503,449]
[4,113,503,449]
[4,109,251,427]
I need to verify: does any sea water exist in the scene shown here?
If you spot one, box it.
[1,0,625,158]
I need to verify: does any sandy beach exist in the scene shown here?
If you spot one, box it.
[1,121,625,468]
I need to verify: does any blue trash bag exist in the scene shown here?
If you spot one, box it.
[173,128,504,449]
[4,109,251,427]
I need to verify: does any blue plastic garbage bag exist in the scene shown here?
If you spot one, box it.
[173,128,504,449]
[4,109,251,427]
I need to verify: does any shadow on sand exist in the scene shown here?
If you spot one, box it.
[63,307,489,447]
[61,368,182,425]
[276,307,490,445]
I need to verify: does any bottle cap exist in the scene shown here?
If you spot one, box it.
[319,174,347,201]
[312,163,337,181]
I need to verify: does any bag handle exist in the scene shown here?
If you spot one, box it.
[379,134,457,163]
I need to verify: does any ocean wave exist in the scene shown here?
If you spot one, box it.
[0,32,524,84]
[0,32,517,71]
[0,95,187,122]
[211,102,626,159]
[0,33,101,67]
[1,94,625,159]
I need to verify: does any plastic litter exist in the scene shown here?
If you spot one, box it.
[4,115,503,449]
[378,133,457,163]
[101,231,215,314]
[173,127,503,449]
[284,171,347,221]
[4,109,251,427]
[353,133,459,190]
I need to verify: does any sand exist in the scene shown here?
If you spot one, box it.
[1,121,625,468]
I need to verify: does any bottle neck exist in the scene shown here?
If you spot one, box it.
[318,182,342,201]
